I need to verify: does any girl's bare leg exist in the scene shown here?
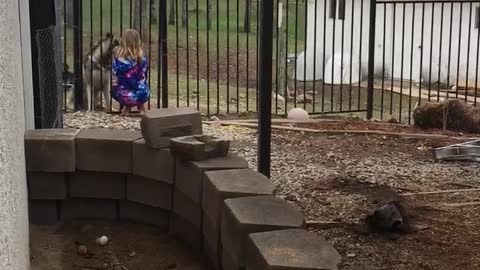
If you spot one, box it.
[137,103,146,115]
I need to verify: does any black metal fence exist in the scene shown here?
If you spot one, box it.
[60,0,480,122]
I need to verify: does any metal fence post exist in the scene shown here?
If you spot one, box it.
[366,0,376,119]
[160,0,169,108]
[257,0,274,178]
[73,0,83,111]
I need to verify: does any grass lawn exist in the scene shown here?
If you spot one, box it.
[146,69,420,123]
[63,0,306,64]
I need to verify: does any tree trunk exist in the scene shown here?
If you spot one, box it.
[243,0,252,33]
[133,0,149,39]
[207,0,212,30]
[276,1,287,98]
[150,0,157,24]
[169,0,176,25]
[182,0,188,28]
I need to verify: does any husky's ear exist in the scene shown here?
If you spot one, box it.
[105,32,112,38]
[112,38,120,47]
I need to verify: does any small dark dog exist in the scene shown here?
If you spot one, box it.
[63,63,75,111]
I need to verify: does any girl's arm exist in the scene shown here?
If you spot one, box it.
[112,59,118,86]
[142,58,149,80]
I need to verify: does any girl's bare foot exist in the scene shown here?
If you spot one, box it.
[121,106,131,116]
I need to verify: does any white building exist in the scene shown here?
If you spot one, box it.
[296,0,480,87]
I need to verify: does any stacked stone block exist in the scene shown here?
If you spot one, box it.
[221,196,305,269]
[25,107,342,270]
[25,108,198,227]
[140,107,202,148]
[25,128,78,225]
[66,128,143,220]
[246,229,342,270]
[171,154,248,250]
[202,169,276,268]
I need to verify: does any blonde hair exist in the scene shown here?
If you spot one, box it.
[116,29,144,64]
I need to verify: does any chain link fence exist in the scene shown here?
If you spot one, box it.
[35,25,63,128]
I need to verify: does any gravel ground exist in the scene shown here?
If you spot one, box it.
[63,111,480,270]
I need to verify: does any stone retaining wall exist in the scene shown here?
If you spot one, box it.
[25,107,341,270]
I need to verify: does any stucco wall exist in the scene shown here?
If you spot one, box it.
[0,0,30,269]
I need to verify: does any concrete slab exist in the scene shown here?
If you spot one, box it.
[170,135,230,161]
[119,200,170,230]
[27,172,67,200]
[69,171,126,199]
[132,139,174,183]
[173,189,202,228]
[203,213,221,269]
[203,168,276,229]
[127,175,172,210]
[246,229,342,270]
[61,199,117,220]
[29,200,59,225]
[175,154,248,204]
[221,196,305,268]
[222,248,240,270]
[169,214,202,250]
[25,128,79,172]
[76,128,142,173]
[140,107,202,148]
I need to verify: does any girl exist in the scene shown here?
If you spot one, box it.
[112,29,149,116]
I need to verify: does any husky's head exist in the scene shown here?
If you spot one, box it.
[102,32,120,52]
[91,33,120,67]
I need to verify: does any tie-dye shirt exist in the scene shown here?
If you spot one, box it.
[111,56,150,106]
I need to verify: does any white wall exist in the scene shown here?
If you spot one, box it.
[0,0,30,269]
[297,0,480,86]
[20,0,34,130]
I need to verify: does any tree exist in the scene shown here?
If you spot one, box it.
[182,0,188,28]
[276,0,287,98]
[169,0,176,25]
[243,0,252,33]
[133,0,149,39]
[207,0,212,30]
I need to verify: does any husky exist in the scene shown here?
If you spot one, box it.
[82,33,120,111]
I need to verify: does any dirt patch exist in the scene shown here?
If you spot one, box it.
[413,100,480,133]
[150,47,259,89]
[283,119,475,138]
[264,131,480,270]
[317,175,403,205]
[228,126,480,270]
[30,221,208,270]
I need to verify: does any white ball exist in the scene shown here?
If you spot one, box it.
[287,108,309,120]
[96,236,109,246]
